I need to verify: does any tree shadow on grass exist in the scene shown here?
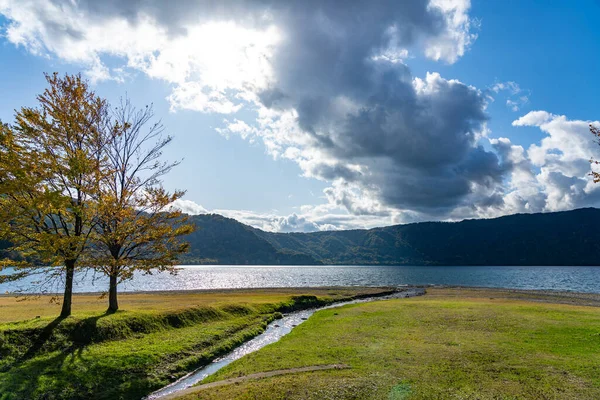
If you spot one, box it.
[0,312,159,400]
[10,312,112,365]
[1,341,159,400]
[18,315,66,362]
[0,342,92,400]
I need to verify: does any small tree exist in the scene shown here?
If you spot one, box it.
[0,73,109,317]
[90,100,193,313]
[591,124,600,183]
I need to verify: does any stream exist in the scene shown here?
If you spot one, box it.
[145,287,425,399]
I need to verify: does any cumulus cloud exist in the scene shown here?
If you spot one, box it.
[512,110,553,127]
[236,212,324,233]
[168,198,403,233]
[0,0,507,222]
[491,81,530,112]
[506,112,600,213]
[167,198,326,232]
[224,67,505,218]
[168,109,600,231]
[168,199,208,215]
[216,206,405,233]
[4,1,600,229]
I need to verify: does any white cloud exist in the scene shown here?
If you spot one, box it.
[169,199,208,215]
[168,198,410,232]
[512,110,553,127]
[8,1,600,228]
[168,198,330,232]
[1,0,512,225]
[168,84,244,114]
[506,98,526,112]
[0,2,281,111]
[171,107,600,230]
[424,0,478,63]
[0,0,475,107]
[491,81,521,94]
[215,119,257,140]
[508,112,600,212]
[491,81,530,112]
[212,208,327,233]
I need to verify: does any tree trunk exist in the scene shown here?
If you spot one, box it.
[60,260,75,317]
[107,274,119,313]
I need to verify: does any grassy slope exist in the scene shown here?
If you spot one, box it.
[0,287,387,400]
[0,288,383,324]
[184,288,600,400]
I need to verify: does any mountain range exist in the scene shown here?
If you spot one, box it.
[181,208,600,266]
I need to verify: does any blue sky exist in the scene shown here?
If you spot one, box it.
[1,1,599,232]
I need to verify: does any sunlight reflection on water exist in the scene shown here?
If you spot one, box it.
[2,265,600,294]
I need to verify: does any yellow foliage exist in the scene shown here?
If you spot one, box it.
[0,73,194,314]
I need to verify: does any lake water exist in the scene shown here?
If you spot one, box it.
[2,265,600,294]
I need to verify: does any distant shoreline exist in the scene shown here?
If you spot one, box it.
[4,285,600,305]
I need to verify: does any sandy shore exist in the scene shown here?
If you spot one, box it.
[424,286,600,307]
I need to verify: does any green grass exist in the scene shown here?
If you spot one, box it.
[0,287,388,324]
[183,289,600,400]
[0,287,388,399]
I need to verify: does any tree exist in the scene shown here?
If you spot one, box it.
[0,73,109,317]
[0,122,31,268]
[89,99,193,313]
[591,124,600,183]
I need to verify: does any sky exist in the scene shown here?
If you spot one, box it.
[0,0,599,232]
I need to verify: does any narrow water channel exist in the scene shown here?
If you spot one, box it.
[146,287,425,399]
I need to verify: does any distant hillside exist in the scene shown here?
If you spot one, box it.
[3,209,600,266]
[183,214,320,265]
[183,208,600,266]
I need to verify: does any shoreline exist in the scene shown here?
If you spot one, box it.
[425,285,600,306]
[4,283,600,298]
[0,285,398,297]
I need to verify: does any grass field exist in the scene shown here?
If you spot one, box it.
[179,288,600,400]
[0,287,388,400]
[0,287,388,325]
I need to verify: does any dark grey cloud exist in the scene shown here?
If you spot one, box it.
[3,0,495,220]
[268,63,503,214]
[309,163,363,183]
[212,1,500,215]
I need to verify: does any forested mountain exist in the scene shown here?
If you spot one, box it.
[3,209,600,266]
[182,208,600,266]
[182,214,320,265]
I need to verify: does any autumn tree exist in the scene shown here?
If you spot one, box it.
[0,122,29,267]
[89,99,193,313]
[0,73,109,317]
[591,124,600,183]
[0,121,16,184]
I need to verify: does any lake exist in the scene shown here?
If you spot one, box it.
[2,265,600,294]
